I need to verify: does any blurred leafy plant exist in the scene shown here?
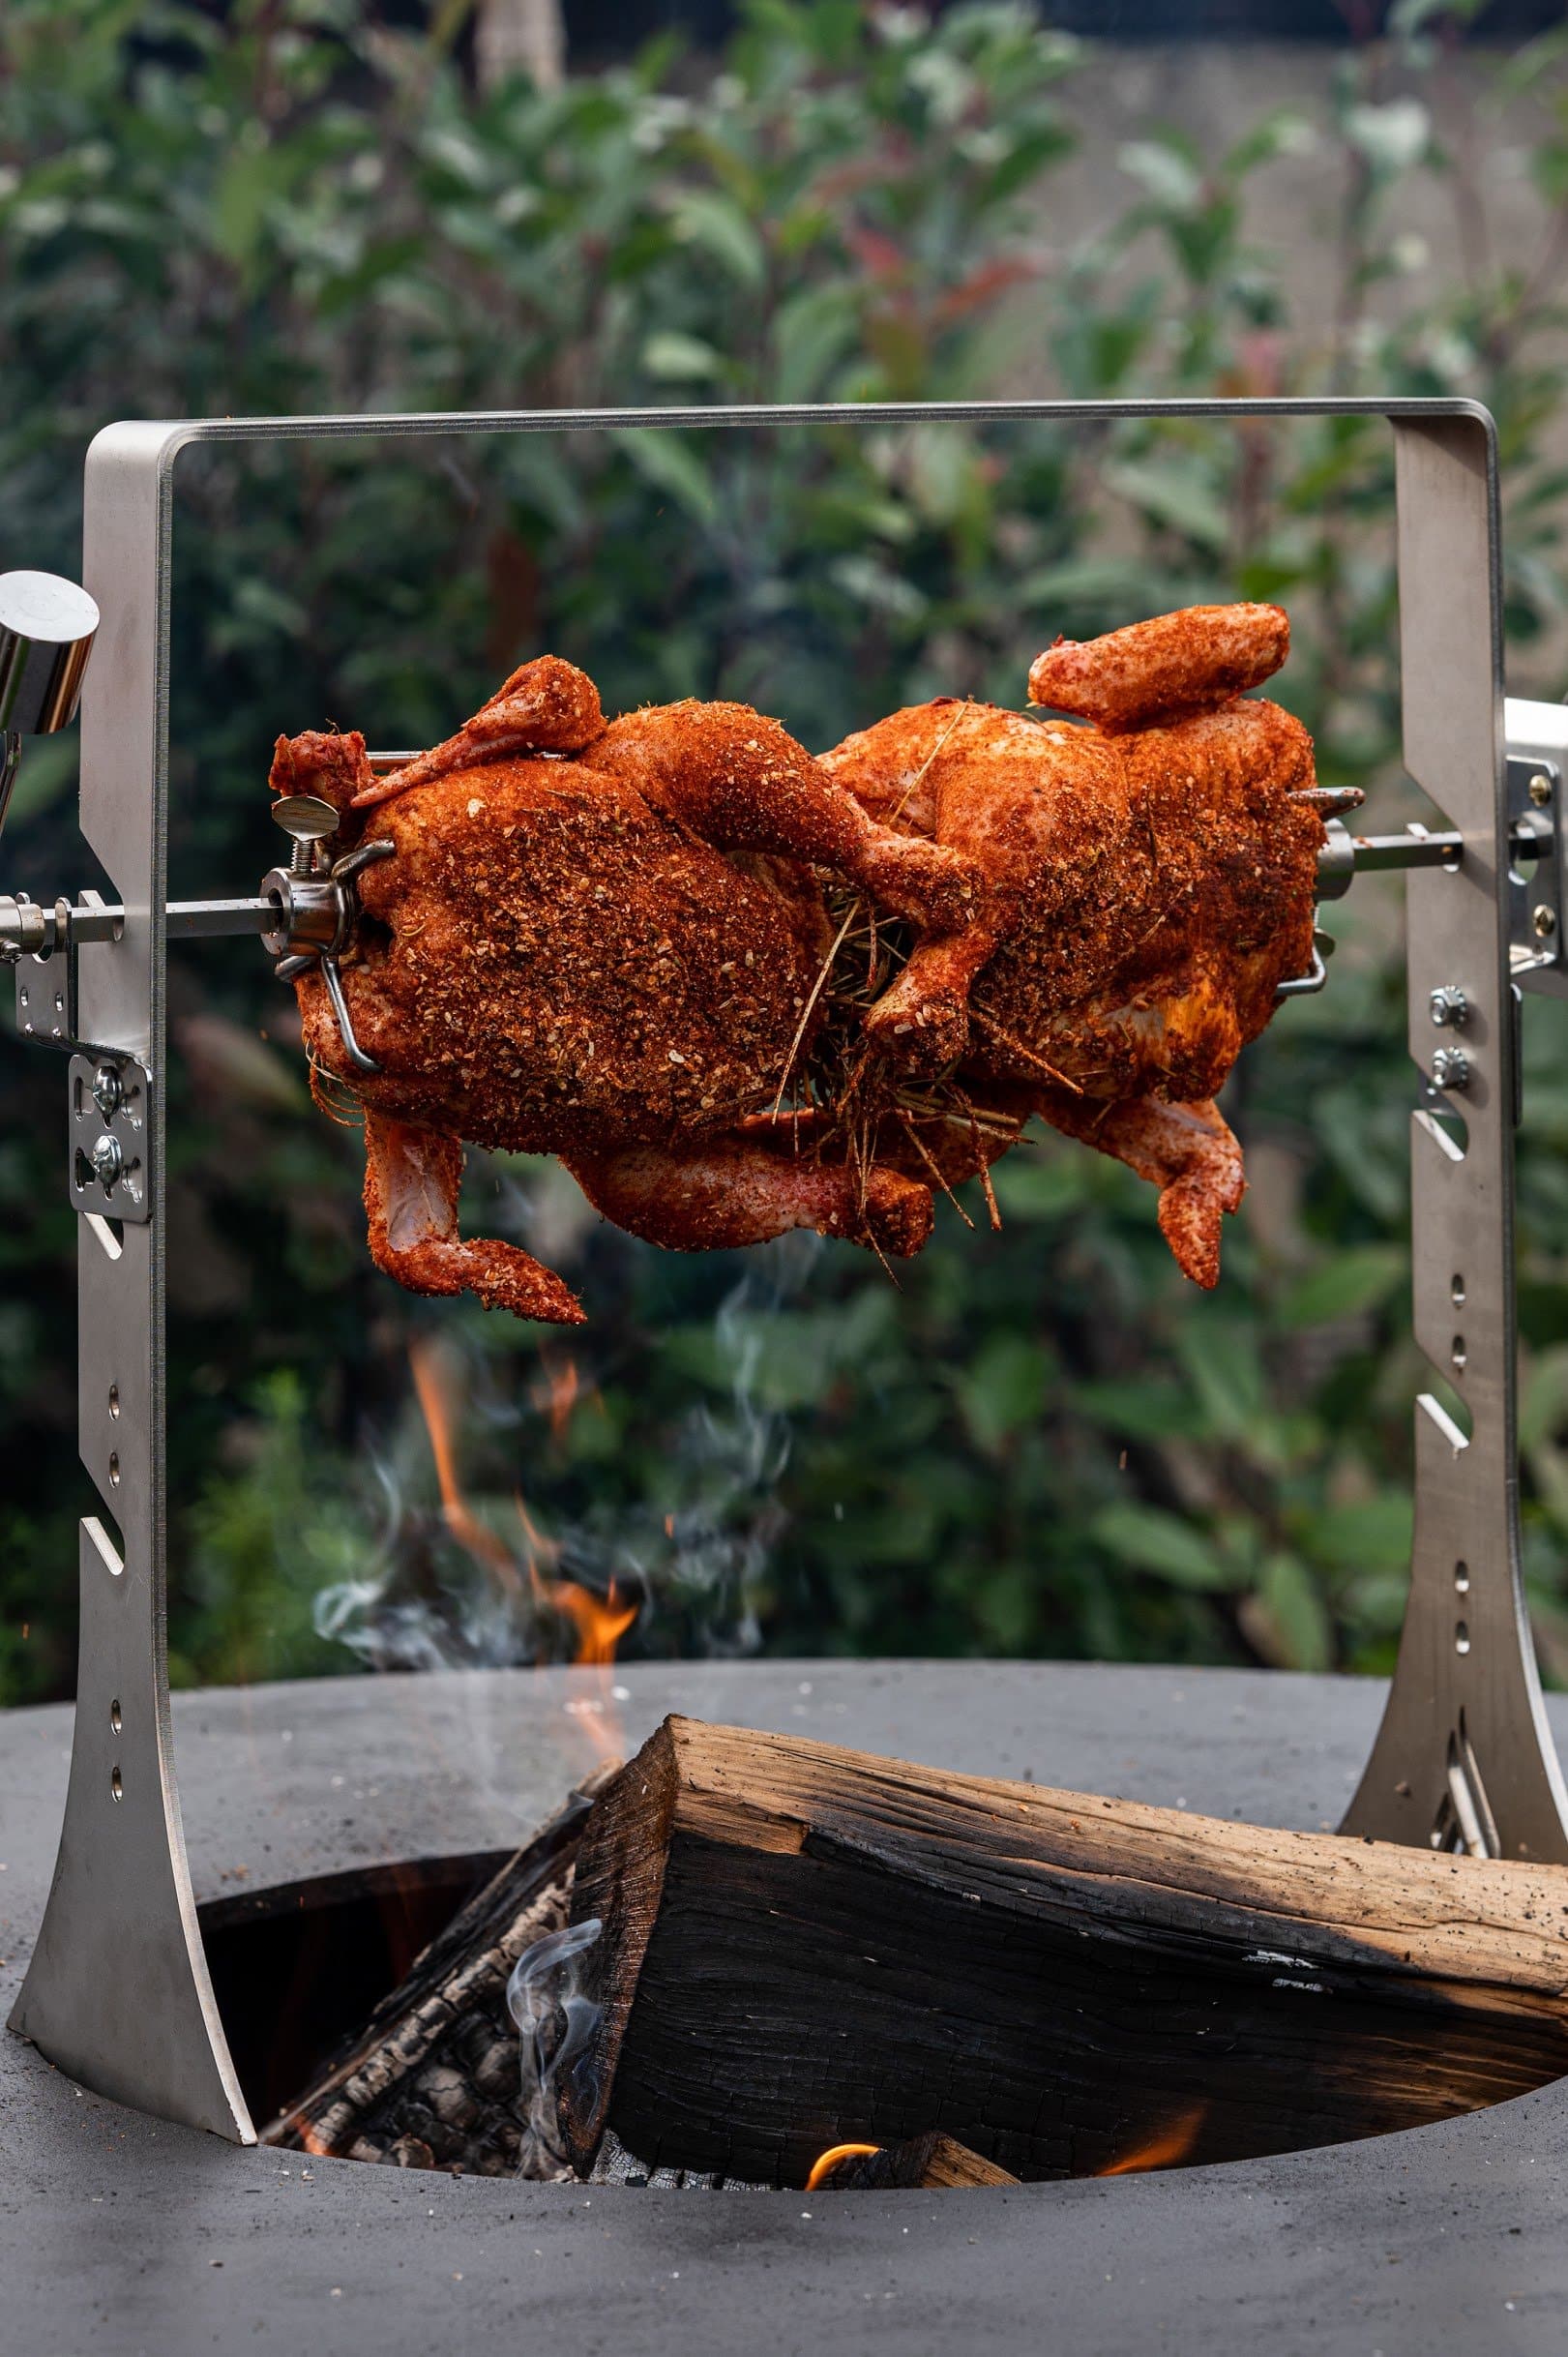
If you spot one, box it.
[4,0,1568,1705]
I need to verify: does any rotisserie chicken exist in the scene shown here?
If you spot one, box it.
[271,604,1324,1324]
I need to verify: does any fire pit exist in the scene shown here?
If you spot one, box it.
[7,1657,1568,2352]
[5,397,1568,2342]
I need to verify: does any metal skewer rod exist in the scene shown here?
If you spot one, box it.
[1341,828,1464,871]
[0,816,1546,963]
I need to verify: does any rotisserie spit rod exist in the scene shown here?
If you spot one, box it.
[0,815,1532,960]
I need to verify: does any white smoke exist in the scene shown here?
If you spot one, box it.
[506,1916,605,2181]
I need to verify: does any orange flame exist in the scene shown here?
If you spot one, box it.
[406,1339,636,1760]
[1097,2104,1206,2176]
[409,1338,520,1597]
[805,2141,881,2191]
[534,1354,582,1440]
[532,1564,637,1667]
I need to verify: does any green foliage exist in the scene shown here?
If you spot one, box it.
[4,0,1568,1702]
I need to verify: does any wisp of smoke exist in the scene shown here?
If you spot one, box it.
[312,1230,821,1677]
[506,1916,604,2181]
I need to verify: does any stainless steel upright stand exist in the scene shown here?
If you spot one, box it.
[1340,422,1568,1860]
[8,397,1567,2150]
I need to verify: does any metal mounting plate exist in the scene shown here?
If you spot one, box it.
[1504,709,1568,998]
[67,1050,151,1224]
[14,919,74,1047]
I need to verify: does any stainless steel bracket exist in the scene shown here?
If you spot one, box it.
[14,904,77,1047]
[9,396,1565,2153]
[1339,434,1568,1862]
[68,1051,152,1225]
[1505,742,1567,990]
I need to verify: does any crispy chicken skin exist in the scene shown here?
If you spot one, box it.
[273,668,971,1319]
[277,607,1321,1317]
[1028,601,1290,733]
[819,604,1322,1285]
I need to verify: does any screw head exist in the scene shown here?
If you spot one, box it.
[1533,903,1557,940]
[88,1132,123,1188]
[1432,1047,1471,1092]
[1530,772,1554,808]
[90,1061,122,1119]
[1429,985,1469,1029]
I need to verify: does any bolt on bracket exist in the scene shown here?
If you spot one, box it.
[68,1050,151,1225]
[1507,752,1565,986]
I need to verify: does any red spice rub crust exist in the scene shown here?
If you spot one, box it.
[1028,602,1290,734]
[276,605,1323,1318]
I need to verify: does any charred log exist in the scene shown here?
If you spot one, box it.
[561,1717,1568,2187]
[267,1765,615,2172]
[817,2133,1020,2191]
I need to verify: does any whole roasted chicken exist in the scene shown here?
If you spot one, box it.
[270,604,1324,1325]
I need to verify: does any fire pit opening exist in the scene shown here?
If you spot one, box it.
[200,1853,507,2131]
[207,1720,1568,2193]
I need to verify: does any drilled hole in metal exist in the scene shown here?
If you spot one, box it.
[1455,1561,1470,1595]
[107,1384,119,1418]
[109,1698,121,1735]
[109,1765,123,1803]
[1455,1623,1471,1656]
[1451,1274,1465,1306]
[107,1451,120,1487]
[1451,1334,1467,1372]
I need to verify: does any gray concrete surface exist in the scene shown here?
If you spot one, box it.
[6,1657,1568,2354]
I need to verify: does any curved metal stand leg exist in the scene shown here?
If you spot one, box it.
[1341,417,1568,1862]
[6,425,252,2138]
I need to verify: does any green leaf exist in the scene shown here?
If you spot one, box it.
[1176,1321,1265,1438]
[1342,99,1432,177]
[1101,457,1230,553]
[1117,138,1202,212]
[1091,1503,1230,1590]
[1303,1493,1413,1574]
[612,427,717,522]
[1277,1245,1406,1329]
[1244,1554,1332,1672]
[955,1335,1050,1452]
[642,330,724,381]
[668,189,765,286]
[1522,1344,1568,1451]
[771,284,860,403]
[1073,1381,1208,1441]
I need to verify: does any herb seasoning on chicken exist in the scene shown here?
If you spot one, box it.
[271,605,1325,1323]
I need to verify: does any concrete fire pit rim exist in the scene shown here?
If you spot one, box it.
[7,1659,1566,2355]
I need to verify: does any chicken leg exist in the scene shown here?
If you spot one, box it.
[1026,1089,1246,1289]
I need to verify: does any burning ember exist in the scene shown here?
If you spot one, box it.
[1096,2105,1207,2176]
[805,2141,881,2191]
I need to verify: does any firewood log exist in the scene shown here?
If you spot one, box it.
[268,1765,615,2171]
[815,2133,1020,2190]
[560,1716,1568,2188]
